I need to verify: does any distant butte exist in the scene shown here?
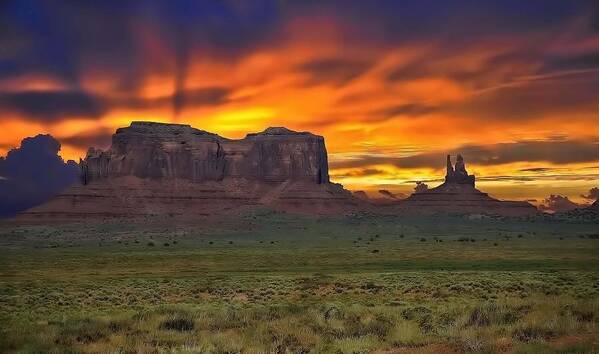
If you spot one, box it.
[395,154,537,216]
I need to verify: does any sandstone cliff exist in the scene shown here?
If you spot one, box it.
[81,122,329,184]
[25,122,356,218]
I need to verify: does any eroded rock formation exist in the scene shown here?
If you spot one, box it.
[396,155,537,216]
[445,154,475,186]
[80,122,329,184]
[24,122,357,218]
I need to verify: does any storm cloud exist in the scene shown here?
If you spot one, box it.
[0,90,106,121]
[0,134,79,216]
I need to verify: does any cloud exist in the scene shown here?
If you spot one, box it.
[0,90,105,121]
[0,134,79,217]
[538,194,584,213]
[297,58,372,86]
[0,86,232,123]
[111,87,231,111]
[330,139,599,170]
[581,187,599,201]
[173,87,232,108]
[331,168,385,178]
[59,129,113,150]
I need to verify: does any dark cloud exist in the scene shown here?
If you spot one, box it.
[581,187,599,201]
[331,168,385,178]
[1,0,597,119]
[450,75,599,122]
[297,58,372,86]
[373,104,439,122]
[538,195,584,213]
[0,90,105,121]
[59,129,113,151]
[0,86,231,122]
[178,87,231,106]
[111,87,231,111]
[0,1,280,115]
[330,139,599,170]
[546,52,599,72]
[0,134,79,217]
[291,0,589,46]
[519,167,553,172]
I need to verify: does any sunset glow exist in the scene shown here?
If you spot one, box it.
[1,1,598,203]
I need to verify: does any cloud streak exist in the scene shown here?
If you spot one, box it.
[330,139,599,170]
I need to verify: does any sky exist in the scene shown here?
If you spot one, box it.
[1,0,599,204]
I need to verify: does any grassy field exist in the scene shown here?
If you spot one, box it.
[1,211,598,353]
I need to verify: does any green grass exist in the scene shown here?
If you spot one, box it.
[0,211,598,352]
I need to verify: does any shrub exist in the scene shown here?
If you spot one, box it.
[573,310,594,322]
[513,326,556,342]
[147,241,155,247]
[401,306,431,320]
[160,317,194,332]
[468,307,491,327]
[56,318,109,345]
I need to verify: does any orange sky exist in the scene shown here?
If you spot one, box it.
[1,2,598,205]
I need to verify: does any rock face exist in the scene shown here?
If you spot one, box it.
[395,155,537,216]
[445,154,475,186]
[81,122,329,184]
[24,122,358,218]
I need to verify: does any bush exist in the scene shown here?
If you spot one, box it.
[513,326,556,342]
[160,317,194,332]
[147,241,155,247]
[468,307,491,327]
[401,306,431,320]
